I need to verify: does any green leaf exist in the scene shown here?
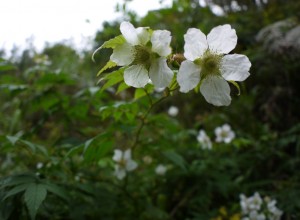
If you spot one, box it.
[0,174,36,189]
[20,140,48,156]
[163,150,187,171]
[116,82,130,94]
[97,60,117,76]
[3,183,29,200]
[24,183,47,220]
[228,80,241,95]
[134,88,147,100]
[43,183,69,201]
[92,35,125,61]
[99,68,124,92]
[6,135,19,145]
[83,133,114,162]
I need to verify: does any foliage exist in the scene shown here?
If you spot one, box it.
[1,0,300,219]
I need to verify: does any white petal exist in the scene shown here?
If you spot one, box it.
[221,54,251,81]
[112,149,122,162]
[114,166,126,180]
[120,21,139,45]
[110,42,134,66]
[177,60,201,92]
[184,28,208,61]
[136,27,150,45]
[126,160,138,171]
[123,149,132,161]
[222,124,231,131]
[200,76,231,106]
[151,30,172,56]
[207,24,237,54]
[149,57,173,89]
[124,65,150,88]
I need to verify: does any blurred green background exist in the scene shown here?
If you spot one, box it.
[1,0,300,219]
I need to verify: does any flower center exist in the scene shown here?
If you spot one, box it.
[195,50,222,79]
[132,45,152,68]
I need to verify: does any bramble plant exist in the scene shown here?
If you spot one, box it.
[93,21,251,179]
[3,1,300,216]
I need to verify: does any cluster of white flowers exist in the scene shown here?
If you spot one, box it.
[98,21,251,107]
[197,123,235,149]
[112,149,138,180]
[240,192,283,220]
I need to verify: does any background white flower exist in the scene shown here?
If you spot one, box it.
[168,106,179,117]
[112,149,138,180]
[240,192,283,220]
[177,24,251,106]
[111,21,173,89]
[155,164,167,175]
[197,129,212,150]
[214,124,235,143]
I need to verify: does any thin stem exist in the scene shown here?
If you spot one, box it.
[131,93,169,151]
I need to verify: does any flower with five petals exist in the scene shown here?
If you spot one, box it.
[111,21,174,89]
[177,25,251,106]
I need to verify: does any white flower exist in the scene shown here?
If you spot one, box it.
[36,162,43,169]
[168,106,179,117]
[111,21,174,89]
[112,149,138,180]
[248,192,263,211]
[155,164,167,175]
[249,210,266,220]
[177,24,251,106]
[267,199,283,219]
[197,130,212,150]
[214,124,235,143]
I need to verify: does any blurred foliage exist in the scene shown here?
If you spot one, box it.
[1,0,300,219]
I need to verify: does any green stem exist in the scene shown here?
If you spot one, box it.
[131,93,169,151]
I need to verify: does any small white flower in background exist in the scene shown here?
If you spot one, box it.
[168,106,179,117]
[177,24,251,106]
[248,192,263,211]
[36,162,43,169]
[155,164,167,175]
[197,130,212,150]
[215,124,235,143]
[240,192,283,220]
[112,149,138,180]
[111,21,174,89]
[143,155,153,165]
[266,198,283,220]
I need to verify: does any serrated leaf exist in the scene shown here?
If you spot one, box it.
[0,174,36,189]
[92,35,125,62]
[3,183,29,200]
[24,183,47,220]
[228,80,241,95]
[163,150,187,171]
[43,183,69,201]
[99,68,124,92]
[97,60,117,76]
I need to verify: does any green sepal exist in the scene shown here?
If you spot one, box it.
[92,35,126,62]
[228,80,241,96]
[97,60,117,76]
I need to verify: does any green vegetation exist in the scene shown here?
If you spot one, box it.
[1,0,300,219]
